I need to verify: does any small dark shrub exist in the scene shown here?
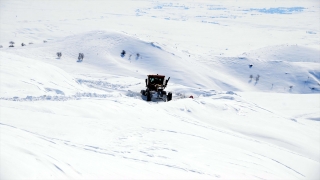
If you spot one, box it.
[9,41,14,47]
[57,52,62,58]
[135,53,140,60]
[255,75,260,82]
[77,53,84,62]
[121,50,126,57]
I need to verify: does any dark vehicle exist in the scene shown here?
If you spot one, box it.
[141,74,172,102]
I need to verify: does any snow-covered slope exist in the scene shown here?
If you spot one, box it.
[3,30,319,95]
[7,30,226,90]
[0,51,88,98]
[1,95,319,179]
[0,0,319,179]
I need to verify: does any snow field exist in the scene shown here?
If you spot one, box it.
[1,95,319,179]
[0,0,319,179]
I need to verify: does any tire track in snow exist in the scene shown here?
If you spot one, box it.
[167,111,312,163]
[252,152,305,178]
[0,122,215,177]
[0,92,115,101]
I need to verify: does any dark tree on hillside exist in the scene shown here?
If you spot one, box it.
[57,52,62,58]
[77,53,84,62]
[121,50,126,57]
[9,41,15,47]
[255,75,260,82]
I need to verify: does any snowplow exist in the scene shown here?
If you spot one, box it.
[141,74,172,102]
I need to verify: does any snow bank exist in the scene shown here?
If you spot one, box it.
[0,52,87,98]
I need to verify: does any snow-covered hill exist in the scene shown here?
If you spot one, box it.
[2,30,319,96]
[0,0,319,179]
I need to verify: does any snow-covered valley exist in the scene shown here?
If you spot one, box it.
[0,0,319,179]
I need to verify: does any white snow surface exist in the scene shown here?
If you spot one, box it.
[0,0,319,179]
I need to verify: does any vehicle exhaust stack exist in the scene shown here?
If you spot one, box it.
[165,77,170,87]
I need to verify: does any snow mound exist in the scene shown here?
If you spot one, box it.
[3,31,320,95]
[9,30,233,91]
[204,44,320,94]
[0,52,86,98]
[246,45,320,63]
